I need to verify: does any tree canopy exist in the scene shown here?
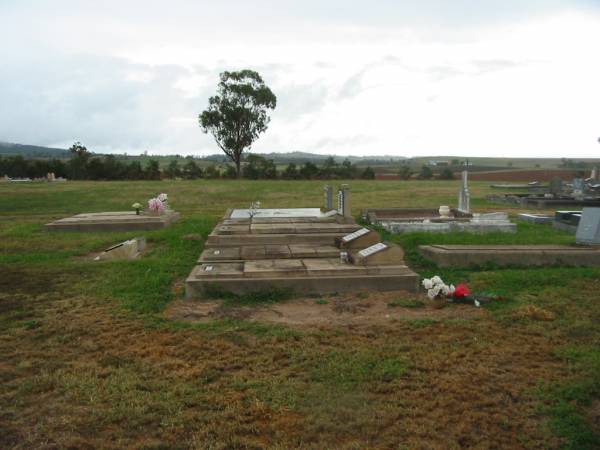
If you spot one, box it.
[199,70,276,177]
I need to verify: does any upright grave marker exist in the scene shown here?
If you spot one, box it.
[576,207,600,245]
[324,185,333,210]
[338,184,352,218]
[458,169,471,213]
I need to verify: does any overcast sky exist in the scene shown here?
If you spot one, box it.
[1,1,599,157]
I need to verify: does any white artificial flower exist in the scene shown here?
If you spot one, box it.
[422,278,434,290]
[449,284,456,294]
[474,300,481,307]
[427,289,437,299]
[158,193,168,202]
[441,284,450,296]
[431,285,442,297]
[431,276,443,285]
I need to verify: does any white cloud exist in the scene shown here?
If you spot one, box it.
[0,2,599,157]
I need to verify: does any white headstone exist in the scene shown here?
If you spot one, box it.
[458,170,471,213]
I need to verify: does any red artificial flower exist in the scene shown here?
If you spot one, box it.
[454,283,471,298]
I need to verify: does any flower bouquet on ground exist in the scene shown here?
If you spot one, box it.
[421,276,502,308]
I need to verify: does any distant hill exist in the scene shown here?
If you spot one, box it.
[0,142,70,158]
[200,151,408,165]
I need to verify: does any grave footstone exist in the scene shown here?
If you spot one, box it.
[335,227,381,250]
[350,242,405,265]
[576,207,600,245]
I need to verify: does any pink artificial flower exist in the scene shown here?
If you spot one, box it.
[148,197,166,214]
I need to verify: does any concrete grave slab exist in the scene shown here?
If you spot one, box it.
[419,244,600,267]
[244,259,306,278]
[46,211,180,232]
[199,247,241,262]
[265,245,292,258]
[518,213,554,224]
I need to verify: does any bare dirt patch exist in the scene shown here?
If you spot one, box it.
[164,290,484,327]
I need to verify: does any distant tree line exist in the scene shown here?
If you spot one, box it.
[0,143,376,180]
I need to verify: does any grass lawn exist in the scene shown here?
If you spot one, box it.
[1,179,599,449]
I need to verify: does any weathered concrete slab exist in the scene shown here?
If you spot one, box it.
[186,262,419,298]
[200,244,339,262]
[244,259,306,278]
[193,263,244,278]
[419,244,600,267]
[199,247,241,262]
[45,211,180,232]
[518,213,554,224]
[206,232,346,247]
[229,208,325,219]
[216,224,250,235]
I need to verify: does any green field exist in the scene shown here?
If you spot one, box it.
[1,180,599,449]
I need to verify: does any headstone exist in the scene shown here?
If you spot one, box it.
[338,184,352,218]
[576,207,600,245]
[324,185,333,210]
[572,178,585,199]
[549,177,563,197]
[458,170,470,213]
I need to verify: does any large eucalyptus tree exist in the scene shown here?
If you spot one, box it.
[199,70,276,177]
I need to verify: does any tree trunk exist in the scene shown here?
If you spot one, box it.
[235,158,241,178]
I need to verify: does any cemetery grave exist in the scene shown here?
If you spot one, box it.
[364,168,516,234]
[487,171,600,208]
[186,187,419,298]
[45,210,180,232]
[419,244,600,267]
